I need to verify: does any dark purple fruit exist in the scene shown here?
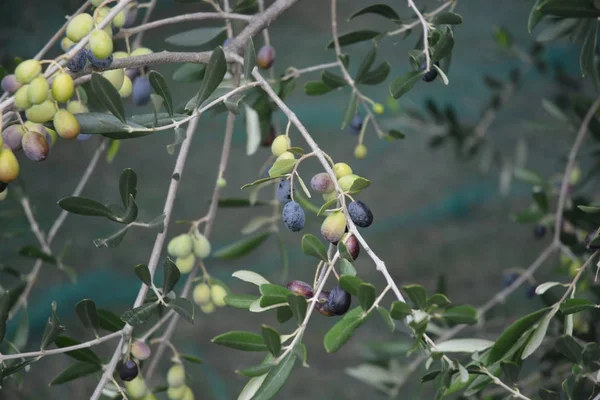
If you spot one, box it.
[125,68,141,80]
[132,76,152,106]
[421,62,439,82]
[327,286,351,315]
[123,5,138,28]
[525,285,536,299]
[342,234,360,260]
[315,291,334,316]
[533,224,546,239]
[1,74,22,94]
[2,125,25,151]
[348,200,373,228]
[86,50,113,68]
[349,114,363,134]
[286,280,314,298]
[118,359,139,381]
[277,178,295,203]
[67,49,88,72]
[282,201,305,232]
[257,45,276,70]
[21,131,49,162]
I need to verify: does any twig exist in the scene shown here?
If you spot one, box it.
[480,366,532,400]
[387,1,454,37]
[407,0,432,71]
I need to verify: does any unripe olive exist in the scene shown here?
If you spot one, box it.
[0,148,20,182]
[142,393,157,400]
[167,234,193,258]
[131,47,153,57]
[200,302,216,314]
[341,233,360,260]
[286,280,314,298]
[354,144,367,159]
[211,285,227,307]
[94,7,110,23]
[124,375,148,399]
[181,387,195,400]
[53,109,81,140]
[166,364,186,388]
[67,100,89,114]
[175,253,195,274]
[191,229,211,258]
[271,135,290,156]
[113,51,129,60]
[21,131,50,161]
[2,125,25,151]
[66,14,95,43]
[131,340,151,361]
[372,103,384,115]
[113,10,127,28]
[322,191,337,203]
[89,29,113,59]
[216,177,227,188]
[333,162,352,179]
[25,100,58,123]
[1,74,22,94]
[14,86,31,110]
[276,151,295,161]
[192,283,211,306]
[60,36,76,52]
[103,69,125,90]
[15,60,42,84]
[257,45,276,70]
[310,172,334,193]
[91,0,103,6]
[119,76,133,98]
[123,4,139,28]
[321,211,346,243]
[27,76,49,105]
[167,385,187,400]
[337,174,360,192]
[51,73,75,102]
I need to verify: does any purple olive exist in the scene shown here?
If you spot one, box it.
[132,76,151,106]
[257,45,276,70]
[327,286,351,315]
[310,172,334,193]
[118,359,139,382]
[1,74,22,94]
[21,131,49,161]
[286,280,314,298]
[2,125,25,151]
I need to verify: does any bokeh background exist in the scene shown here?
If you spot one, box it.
[0,0,589,399]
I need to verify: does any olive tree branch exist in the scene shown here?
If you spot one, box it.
[480,366,532,400]
[386,1,454,37]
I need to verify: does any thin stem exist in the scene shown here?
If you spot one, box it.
[387,1,453,37]
[90,336,124,400]
[280,62,340,81]
[407,0,431,71]
[480,366,532,400]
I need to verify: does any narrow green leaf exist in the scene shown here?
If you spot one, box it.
[93,226,129,248]
[0,291,10,345]
[555,335,583,364]
[245,104,261,156]
[436,338,494,353]
[287,294,307,324]
[50,362,101,385]
[134,264,152,287]
[377,307,395,332]
[580,21,598,77]
[148,71,173,117]
[348,4,400,21]
[241,176,281,189]
[324,307,366,353]
[317,197,338,216]
[432,27,454,62]
[118,169,137,207]
[513,167,547,186]
[434,12,463,25]
[75,299,99,331]
[403,284,427,309]
[301,234,328,261]
[578,205,600,213]
[40,302,65,351]
[341,92,359,130]
[304,81,335,96]
[54,336,102,365]
[261,325,281,356]
[57,197,118,222]
[321,70,346,89]
[162,257,181,294]
[522,310,557,359]
[251,352,297,400]
[389,71,425,99]
[339,275,364,296]
[276,306,293,323]
[389,301,412,320]
[528,0,548,32]
[358,62,391,85]
[427,293,451,308]
[120,302,159,326]
[244,38,257,80]
[213,232,271,259]
[212,331,267,351]
[237,363,274,378]
[0,358,37,381]
[218,198,267,207]
[348,177,371,193]
[327,30,381,48]
[442,305,478,325]
[97,308,125,332]
[500,361,520,386]
[167,297,195,324]
[540,0,600,18]
[167,126,186,155]
[225,294,259,309]
[560,298,597,314]
[172,63,205,82]
[268,159,297,177]
[195,46,227,108]
[120,194,138,225]
[90,73,126,123]
[180,353,203,364]
[358,283,376,311]
[339,259,356,276]
[355,46,377,83]
[18,245,56,264]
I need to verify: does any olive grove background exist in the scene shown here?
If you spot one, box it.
[0,0,593,399]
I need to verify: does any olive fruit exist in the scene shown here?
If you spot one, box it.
[322,191,337,203]
[167,385,187,400]
[119,76,133,98]
[61,37,76,52]
[421,62,439,82]
[286,280,314,298]
[192,283,211,306]
[126,67,141,80]
[123,4,138,28]
[103,69,125,90]
[131,341,151,361]
[276,178,294,203]
[181,387,195,400]
[27,76,49,105]
[276,151,295,162]
[341,233,359,260]
[14,86,31,110]
[349,114,363,134]
[167,364,186,388]
[337,174,359,192]
[347,200,373,228]
[200,302,216,314]
[132,76,152,106]
[91,0,103,6]
[67,100,89,114]
[372,103,384,115]
[15,60,42,84]
[191,229,211,258]
[131,47,153,57]
[310,172,334,193]
[66,14,95,42]
[257,45,276,69]
[354,144,367,159]
[51,73,75,102]
[89,29,113,59]
[2,125,25,151]
[282,200,305,232]
[175,253,195,274]
[271,135,290,156]
[503,273,518,287]
[533,224,546,239]
[21,131,50,161]
[87,50,113,68]
[53,109,81,139]
[0,148,20,182]
[315,291,334,316]
[321,211,346,243]
[167,233,193,258]
[326,286,351,315]
[24,121,52,145]
[1,74,21,94]
[124,375,148,399]
[216,177,227,188]
[211,285,227,307]
[25,100,58,123]
[67,49,88,72]
[333,162,352,179]
[113,10,127,28]
[119,359,139,381]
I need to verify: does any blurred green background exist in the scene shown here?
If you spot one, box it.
[0,0,587,398]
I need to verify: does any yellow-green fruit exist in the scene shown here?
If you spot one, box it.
[113,10,126,28]
[113,51,129,60]
[89,29,113,59]
[102,69,125,90]
[14,86,32,110]
[322,191,337,203]
[167,385,187,400]
[46,128,58,146]
[192,283,211,306]
[191,230,211,259]
[166,364,186,388]
[271,135,290,156]
[167,234,193,258]
[211,285,227,307]
[0,148,20,182]
[175,253,196,274]
[372,102,384,115]
[321,211,347,243]
[181,387,195,400]
[125,376,148,399]
[200,302,215,314]
[570,166,581,185]
[141,394,157,400]
[91,0,103,6]
[94,7,110,23]
[333,162,352,179]
[27,76,49,105]
[53,109,81,140]
[51,73,75,102]
[67,100,89,114]
[66,14,95,43]
[216,177,227,188]
[354,144,367,159]
[338,174,359,192]
[61,36,76,52]
[276,151,295,161]
[119,76,133,98]
[25,100,58,123]
[15,60,42,84]
[131,47,153,57]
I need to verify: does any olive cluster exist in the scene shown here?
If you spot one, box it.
[167,229,211,274]
[192,282,227,314]
[166,363,195,400]
[287,280,351,317]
